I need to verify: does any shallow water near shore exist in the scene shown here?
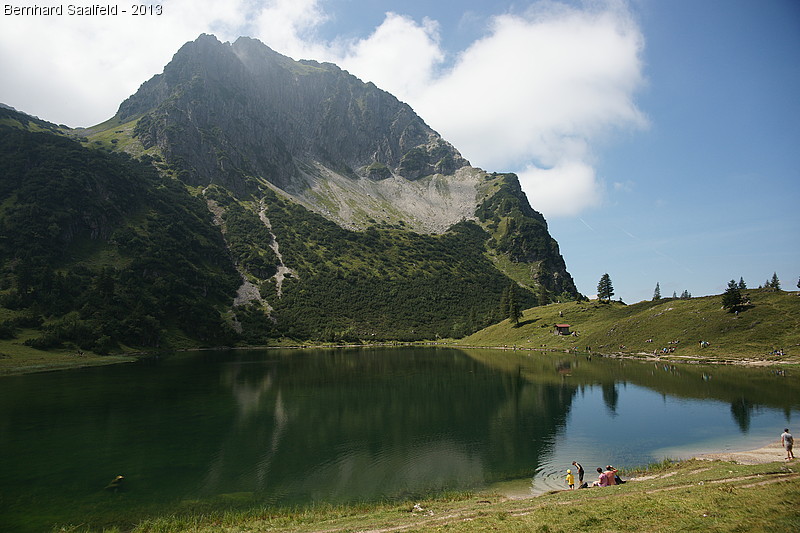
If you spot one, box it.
[0,346,797,531]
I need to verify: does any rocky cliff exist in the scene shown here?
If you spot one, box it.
[121,35,470,225]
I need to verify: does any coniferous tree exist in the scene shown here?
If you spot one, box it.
[722,279,743,312]
[769,272,781,290]
[653,282,661,301]
[508,289,523,326]
[537,284,550,306]
[467,307,478,333]
[499,285,510,319]
[597,273,614,302]
[738,277,747,290]
[680,290,691,299]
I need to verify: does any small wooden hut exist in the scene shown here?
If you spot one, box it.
[554,324,571,336]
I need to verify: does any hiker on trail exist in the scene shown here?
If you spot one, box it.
[781,428,794,460]
[566,469,575,490]
[592,467,608,487]
[572,461,585,485]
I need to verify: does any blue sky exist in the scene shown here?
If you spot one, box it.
[1,0,798,302]
[554,0,800,302]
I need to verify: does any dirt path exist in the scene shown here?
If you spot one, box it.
[354,469,800,533]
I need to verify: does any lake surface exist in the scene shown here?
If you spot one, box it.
[1,347,798,531]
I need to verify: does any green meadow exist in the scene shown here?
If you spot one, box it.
[461,288,800,365]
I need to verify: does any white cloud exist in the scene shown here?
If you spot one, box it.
[518,160,603,216]
[406,3,647,217]
[0,0,255,126]
[249,0,329,59]
[337,13,443,101]
[0,0,646,218]
[613,180,635,192]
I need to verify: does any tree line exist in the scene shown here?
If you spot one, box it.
[721,272,791,313]
[595,272,794,311]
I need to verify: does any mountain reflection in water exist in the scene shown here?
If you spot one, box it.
[0,347,796,532]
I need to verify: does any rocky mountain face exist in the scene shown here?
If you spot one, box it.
[121,34,470,224]
[0,34,579,350]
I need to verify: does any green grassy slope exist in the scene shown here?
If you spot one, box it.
[461,289,800,362]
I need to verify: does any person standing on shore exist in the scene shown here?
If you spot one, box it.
[781,428,794,460]
[572,461,585,486]
[566,469,575,490]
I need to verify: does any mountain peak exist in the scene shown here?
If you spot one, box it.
[119,34,470,211]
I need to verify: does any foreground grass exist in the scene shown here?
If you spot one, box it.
[57,459,799,532]
[461,289,800,365]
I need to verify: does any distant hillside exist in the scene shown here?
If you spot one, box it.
[463,289,800,362]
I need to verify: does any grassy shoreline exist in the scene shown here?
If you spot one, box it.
[4,290,799,376]
[3,341,795,377]
[58,451,798,532]
[0,346,137,376]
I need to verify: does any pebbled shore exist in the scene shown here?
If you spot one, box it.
[695,440,793,465]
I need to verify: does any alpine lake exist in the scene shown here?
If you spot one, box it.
[1,346,797,532]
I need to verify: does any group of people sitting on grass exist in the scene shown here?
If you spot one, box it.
[566,461,625,490]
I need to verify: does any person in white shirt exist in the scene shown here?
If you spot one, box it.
[781,428,794,460]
